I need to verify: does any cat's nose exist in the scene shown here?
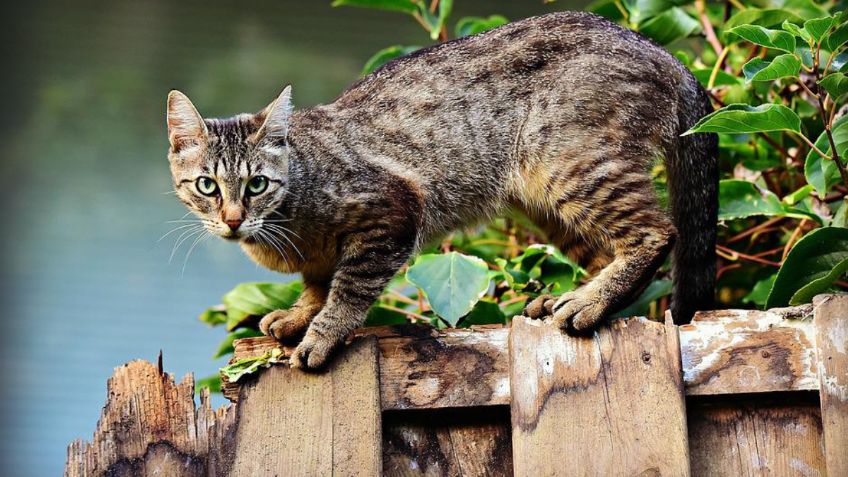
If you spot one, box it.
[224,218,243,231]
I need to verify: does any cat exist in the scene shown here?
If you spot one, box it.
[166,11,717,370]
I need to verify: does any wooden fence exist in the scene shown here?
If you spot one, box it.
[66,294,848,476]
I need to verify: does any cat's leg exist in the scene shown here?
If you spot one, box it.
[291,228,417,370]
[550,200,675,334]
[259,281,328,341]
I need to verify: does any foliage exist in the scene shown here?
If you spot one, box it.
[195,0,848,391]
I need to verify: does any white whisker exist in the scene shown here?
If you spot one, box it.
[156,223,202,244]
[181,230,210,276]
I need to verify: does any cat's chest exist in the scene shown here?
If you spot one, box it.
[240,241,300,274]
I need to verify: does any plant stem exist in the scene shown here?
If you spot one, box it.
[716,244,782,267]
[781,219,807,260]
[708,46,731,89]
[796,132,832,160]
[696,0,724,56]
[380,304,430,323]
[727,216,784,243]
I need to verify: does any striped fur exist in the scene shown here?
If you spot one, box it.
[167,12,717,369]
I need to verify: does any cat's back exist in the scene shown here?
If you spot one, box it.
[332,11,681,110]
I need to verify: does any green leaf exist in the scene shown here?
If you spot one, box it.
[213,328,263,359]
[433,0,453,40]
[780,0,827,21]
[223,281,303,331]
[461,299,506,326]
[405,252,491,326]
[638,7,701,45]
[820,73,848,100]
[684,103,801,135]
[719,179,786,221]
[361,45,420,76]
[220,348,284,383]
[613,279,672,318]
[803,16,833,43]
[364,304,410,326]
[782,20,813,44]
[195,374,222,394]
[199,306,227,326]
[691,68,743,87]
[726,25,797,53]
[623,0,691,24]
[455,15,508,37]
[791,257,848,304]
[766,227,848,307]
[826,22,848,51]
[805,115,848,197]
[587,0,626,21]
[832,198,848,227]
[782,184,814,205]
[742,54,802,82]
[742,274,777,307]
[725,9,802,29]
[331,0,418,14]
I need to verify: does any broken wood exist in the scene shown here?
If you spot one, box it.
[64,360,237,477]
[814,294,848,476]
[508,316,690,477]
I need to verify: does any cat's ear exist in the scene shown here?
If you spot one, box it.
[256,85,293,140]
[167,90,207,153]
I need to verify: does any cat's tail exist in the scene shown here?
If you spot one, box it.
[666,73,718,324]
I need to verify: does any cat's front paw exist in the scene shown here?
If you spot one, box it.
[551,289,608,335]
[291,330,340,371]
[259,309,310,341]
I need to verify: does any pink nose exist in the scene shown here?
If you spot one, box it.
[225,219,243,231]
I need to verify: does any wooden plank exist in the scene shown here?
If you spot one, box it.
[687,395,825,476]
[509,316,690,477]
[814,294,848,476]
[227,336,382,476]
[680,306,817,396]
[225,325,510,410]
[65,360,237,477]
[382,407,512,476]
[377,325,510,410]
[225,307,817,408]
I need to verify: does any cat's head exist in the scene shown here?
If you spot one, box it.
[166,87,293,242]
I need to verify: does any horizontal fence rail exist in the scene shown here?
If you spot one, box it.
[66,295,847,477]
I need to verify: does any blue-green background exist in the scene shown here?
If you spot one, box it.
[0,1,584,474]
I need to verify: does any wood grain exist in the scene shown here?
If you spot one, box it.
[814,294,848,476]
[687,394,825,477]
[227,336,382,476]
[679,306,817,396]
[225,307,818,407]
[382,407,513,477]
[509,316,690,477]
[64,360,237,477]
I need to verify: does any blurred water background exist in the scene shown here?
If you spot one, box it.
[0,0,586,474]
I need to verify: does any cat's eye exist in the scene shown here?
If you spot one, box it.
[196,177,218,196]
[246,176,268,196]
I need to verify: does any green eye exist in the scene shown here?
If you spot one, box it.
[247,176,268,195]
[196,177,218,196]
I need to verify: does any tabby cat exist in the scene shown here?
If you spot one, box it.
[166,12,717,370]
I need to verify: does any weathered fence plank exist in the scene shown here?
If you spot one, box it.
[228,336,382,476]
[382,407,512,476]
[226,307,818,408]
[687,395,825,476]
[64,360,237,477]
[680,306,817,396]
[509,316,690,477]
[814,294,848,476]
